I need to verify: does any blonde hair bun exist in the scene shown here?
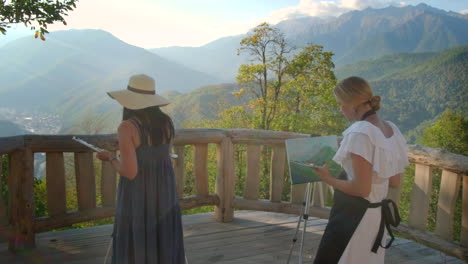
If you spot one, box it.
[370,96,381,111]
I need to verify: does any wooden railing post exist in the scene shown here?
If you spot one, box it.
[74,152,96,210]
[0,154,8,243]
[270,144,286,202]
[462,175,468,247]
[101,151,117,207]
[435,170,461,240]
[408,164,433,230]
[214,137,235,222]
[46,152,66,216]
[194,144,209,196]
[173,146,185,198]
[8,148,35,252]
[244,144,262,200]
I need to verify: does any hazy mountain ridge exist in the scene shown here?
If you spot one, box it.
[151,4,468,80]
[0,29,221,116]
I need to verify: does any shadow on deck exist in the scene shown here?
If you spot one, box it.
[0,211,464,264]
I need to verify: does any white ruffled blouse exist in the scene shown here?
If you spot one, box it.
[332,120,409,202]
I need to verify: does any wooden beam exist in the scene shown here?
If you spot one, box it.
[408,144,468,175]
[8,149,35,252]
[179,195,219,210]
[46,152,66,216]
[101,153,117,207]
[194,144,209,196]
[435,170,461,240]
[23,134,118,152]
[35,207,115,233]
[74,152,96,211]
[408,164,433,230]
[396,223,468,262]
[35,195,219,233]
[244,145,262,200]
[0,136,24,155]
[270,144,286,203]
[174,129,225,145]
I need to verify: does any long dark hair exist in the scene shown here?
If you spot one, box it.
[123,106,175,146]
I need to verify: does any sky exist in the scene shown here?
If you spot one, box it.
[6,0,468,48]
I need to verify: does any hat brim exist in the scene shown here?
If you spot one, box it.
[107,90,170,110]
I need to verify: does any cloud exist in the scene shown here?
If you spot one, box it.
[460,9,468,15]
[264,0,408,23]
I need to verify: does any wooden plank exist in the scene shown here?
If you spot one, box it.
[270,144,286,202]
[8,149,35,251]
[461,175,468,247]
[74,152,96,211]
[46,152,67,216]
[100,152,116,207]
[214,138,235,222]
[435,170,461,240]
[173,146,185,198]
[408,164,433,230]
[194,144,209,196]
[291,183,307,204]
[243,145,262,200]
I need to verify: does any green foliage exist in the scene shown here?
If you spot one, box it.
[417,110,468,156]
[0,0,78,38]
[336,46,468,133]
[234,23,346,134]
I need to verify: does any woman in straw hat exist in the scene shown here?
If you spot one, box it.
[97,74,186,263]
[312,76,408,264]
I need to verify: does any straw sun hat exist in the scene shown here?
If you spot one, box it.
[107,74,170,110]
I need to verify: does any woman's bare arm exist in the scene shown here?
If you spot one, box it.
[111,121,138,180]
[317,153,373,198]
[389,173,402,188]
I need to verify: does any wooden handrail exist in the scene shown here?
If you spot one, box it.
[0,130,466,261]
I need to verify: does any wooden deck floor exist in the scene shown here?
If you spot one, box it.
[0,211,464,264]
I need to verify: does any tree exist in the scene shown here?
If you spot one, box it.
[277,44,346,135]
[0,0,78,39]
[417,110,468,156]
[237,22,293,130]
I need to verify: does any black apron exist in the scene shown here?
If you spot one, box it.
[313,172,400,264]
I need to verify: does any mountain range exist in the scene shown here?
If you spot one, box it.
[0,3,467,137]
[0,29,220,115]
[151,3,468,81]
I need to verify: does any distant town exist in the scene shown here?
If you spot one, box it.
[0,107,62,134]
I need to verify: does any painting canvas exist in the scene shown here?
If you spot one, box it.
[286,136,343,185]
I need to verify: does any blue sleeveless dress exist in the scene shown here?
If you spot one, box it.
[112,120,186,263]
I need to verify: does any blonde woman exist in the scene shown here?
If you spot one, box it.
[312,76,408,264]
[97,74,186,263]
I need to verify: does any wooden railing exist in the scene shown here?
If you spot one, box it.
[0,129,467,261]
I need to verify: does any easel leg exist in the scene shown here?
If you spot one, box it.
[287,182,313,264]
